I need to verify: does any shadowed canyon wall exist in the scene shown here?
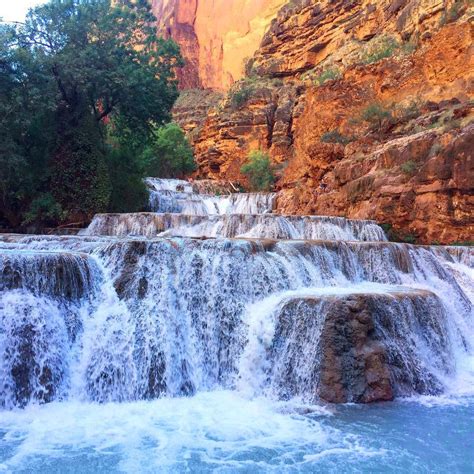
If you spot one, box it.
[152,0,287,90]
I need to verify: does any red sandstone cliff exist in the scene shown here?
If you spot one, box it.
[185,0,473,244]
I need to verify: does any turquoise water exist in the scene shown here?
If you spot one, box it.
[1,392,472,473]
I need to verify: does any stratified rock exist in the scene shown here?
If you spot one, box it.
[191,4,473,243]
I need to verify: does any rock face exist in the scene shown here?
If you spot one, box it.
[152,0,287,90]
[271,290,450,403]
[190,1,473,244]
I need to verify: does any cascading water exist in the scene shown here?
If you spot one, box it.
[145,177,277,215]
[0,179,473,472]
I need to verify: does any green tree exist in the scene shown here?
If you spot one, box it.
[107,143,148,213]
[240,150,275,191]
[0,24,56,227]
[0,0,183,227]
[143,123,196,178]
[360,102,393,133]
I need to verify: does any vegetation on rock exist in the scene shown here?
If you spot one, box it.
[361,36,399,65]
[320,129,354,145]
[240,150,275,191]
[228,77,258,109]
[359,103,394,133]
[142,124,196,179]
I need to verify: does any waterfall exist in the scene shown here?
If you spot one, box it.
[83,213,387,241]
[145,177,277,215]
[1,179,473,409]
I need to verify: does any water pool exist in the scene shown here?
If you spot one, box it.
[1,391,472,473]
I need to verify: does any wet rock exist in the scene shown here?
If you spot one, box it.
[269,290,451,403]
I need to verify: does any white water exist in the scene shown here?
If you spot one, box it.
[1,179,473,472]
[145,177,277,215]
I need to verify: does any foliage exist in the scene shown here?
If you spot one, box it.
[314,68,341,86]
[228,78,257,109]
[362,36,399,64]
[400,160,418,175]
[142,124,196,179]
[380,223,418,244]
[446,1,465,22]
[107,144,148,213]
[23,193,66,226]
[394,100,422,122]
[429,143,442,157]
[320,129,354,145]
[240,150,275,191]
[360,102,393,133]
[51,111,111,218]
[0,0,182,228]
[452,241,474,246]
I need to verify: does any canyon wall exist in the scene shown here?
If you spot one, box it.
[186,0,473,244]
[152,0,287,90]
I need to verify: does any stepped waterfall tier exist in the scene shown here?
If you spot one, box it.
[1,179,473,471]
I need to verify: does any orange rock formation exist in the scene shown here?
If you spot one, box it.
[184,0,473,244]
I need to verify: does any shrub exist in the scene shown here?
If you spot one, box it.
[401,160,418,175]
[228,78,256,109]
[380,223,418,244]
[23,193,66,227]
[452,241,474,246]
[360,102,393,133]
[321,129,354,145]
[142,123,196,179]
[429,143,442,157]
[447,1,465,22]
[395,100,422,121]
[362,36,399,64]
[240,150,275,191]
[401,40,418,56]
[314,68,341,86]
[51,113,111,219]
[107,145,148,213]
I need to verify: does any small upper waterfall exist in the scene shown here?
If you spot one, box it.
[1,178,473,409]
[145,177,277,215]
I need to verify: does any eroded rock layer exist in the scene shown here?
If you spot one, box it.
[188,1,473,244]
[270,291,450,403]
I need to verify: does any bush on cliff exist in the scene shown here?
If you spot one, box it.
[361,36,399,65]
[360,102,394,133]
[228,78,257,109]
[240,150,275,192]
[314,68,342,86]
[142,124,196,179]
[321,129,354,145]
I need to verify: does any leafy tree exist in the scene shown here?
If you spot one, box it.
[143,123,196,178]
[240,150,275,191]
[23,193,66,227]
[0,24,55,227]
[228,77,257,109]
[0,0,183,227]
[51,111,111,219]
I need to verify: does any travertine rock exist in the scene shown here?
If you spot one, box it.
[272,289,450,403]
